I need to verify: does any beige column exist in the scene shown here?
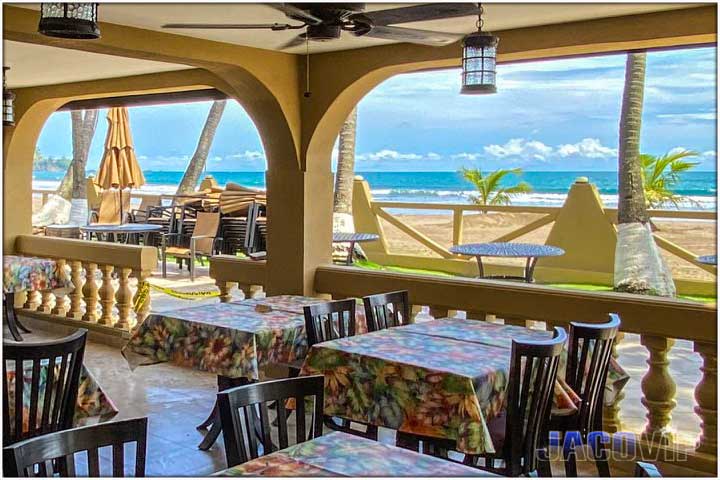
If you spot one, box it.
[694,341,717,454]
[640,335,676,444]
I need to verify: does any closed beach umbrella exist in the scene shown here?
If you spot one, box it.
[96,107,145,221]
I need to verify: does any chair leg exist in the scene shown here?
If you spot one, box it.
[589,434,611,477]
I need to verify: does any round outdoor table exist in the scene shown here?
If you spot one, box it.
[332,232,380,265]
[80,223,163,245]
[449,242,565,283]
[697,254,717,266]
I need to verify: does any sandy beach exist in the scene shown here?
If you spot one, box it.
[381,213,717,282]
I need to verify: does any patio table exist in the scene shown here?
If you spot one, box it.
[332,232,380,265]
[122,295,368,450]
[213,431,493,477]
[449,242,565,282]
[298,317,628,455]
[697,254,717,265]
[5,358,119,429]
[80,223,163,244]
[3,255,74,341]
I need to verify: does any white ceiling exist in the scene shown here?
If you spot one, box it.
[3,41,192,88]
[10,3,703,54]
[3,3,705,89]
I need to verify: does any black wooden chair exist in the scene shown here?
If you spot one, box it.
[303,300,378,440]
[3,329,87,447]
[3,417,148,477]
[549,314,621,477]
[218,376,324,468]
[635,461,662,477]
[362,290,412,332]
[457,327,568,476]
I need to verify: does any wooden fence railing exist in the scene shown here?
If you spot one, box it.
[14,235,157,335]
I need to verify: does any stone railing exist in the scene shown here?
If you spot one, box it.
[209,254,266,302]
[313,265,717,473]
[14,235,157,335]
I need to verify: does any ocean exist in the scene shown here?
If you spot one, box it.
[32,170,717,211]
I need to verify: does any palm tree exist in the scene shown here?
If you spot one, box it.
[56,109,99,202]
[176,100,227,195]
[641,149,699,208]
[461,167,532,207]
[614,52,675,297]
[333,106,357,214]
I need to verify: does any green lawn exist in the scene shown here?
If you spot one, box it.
[354,260,716,304]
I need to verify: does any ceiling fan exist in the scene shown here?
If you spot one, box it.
[162,3,480,49]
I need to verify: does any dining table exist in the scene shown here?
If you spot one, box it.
[298,317,628,455]
[213,431,494,477]
[3,255,74,341]
[122,295,368,450]
[449,242,565,282]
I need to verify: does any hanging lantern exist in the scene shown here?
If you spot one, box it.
[3,67,15,127]
[461,4,498,95]
[38,3,100,39]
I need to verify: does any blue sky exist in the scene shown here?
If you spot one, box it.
[36,46,717,172]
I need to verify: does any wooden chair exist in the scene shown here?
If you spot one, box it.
[161,211,222,281]
[362,290,412,332]
[303,300,377,440]
[3,329,87,447]
[218,376,324,468]
[128,194,162,223]
[635,461,662,477]
[3,417,148,477]
[460,327,567,476]
[550,314,621,477]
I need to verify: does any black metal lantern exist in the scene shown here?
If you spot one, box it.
[38,3,100,39]
[461,4,498,95]
[3,67,15,127]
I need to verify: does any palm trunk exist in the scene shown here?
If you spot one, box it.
[614,53,675,297]
[176,100,227,195]
[56,109,98,201]
[333,107,357,214]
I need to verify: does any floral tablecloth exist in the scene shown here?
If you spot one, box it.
[214,431,492,477]
[3,255,73,294]
[299,318,628,455]
[6,360,119,435]
[122,296,367,380]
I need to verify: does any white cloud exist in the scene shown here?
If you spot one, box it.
[357,149,424,162]
[484,138,553,161]
[228,150,264,161]
[557,138,617,158]
[656,112,716,121]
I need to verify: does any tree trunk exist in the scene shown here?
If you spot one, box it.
[617,53,648,225]
[333,107,357,214]
[176,100,227,195]
[56,109,98,201]
[614,53,675,297]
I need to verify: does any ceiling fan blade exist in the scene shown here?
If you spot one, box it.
[162,23,297,30]
[358,3,479,26]
[268,4,323,25]
[363,26,463,46]
[278,34,308,51]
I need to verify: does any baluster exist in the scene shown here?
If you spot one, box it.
[694,341,717,454]
[640,335,676,444]
[249,285,263,299]
[215,280,237,303]
[38,291,54,314]
[603,332,625,433]
[51,259,68,316]
[67,261,84,320]
[114,268,133,330]
[236,283,250,300]
[133,270,152,324]
[81,262,99,323]
[452,209,464,246]
[23,290,40,311]
[410,305,422,324]
[97,265,115,326]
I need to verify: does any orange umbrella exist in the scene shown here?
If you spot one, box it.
[96,107,145,222]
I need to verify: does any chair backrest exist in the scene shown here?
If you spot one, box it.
[243,201,261,254]
[85,176,102,211]
[218,376,324,468]
[504,327,567,476]
[136,195,161,214]
[635,461,662,477]
[97,189,131,224]
[3,329,87,447]
[565,314,621,435]
[3,417,148,477]
[193,211,221,255]
[362,290,411,332]
[303,299,357,347]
